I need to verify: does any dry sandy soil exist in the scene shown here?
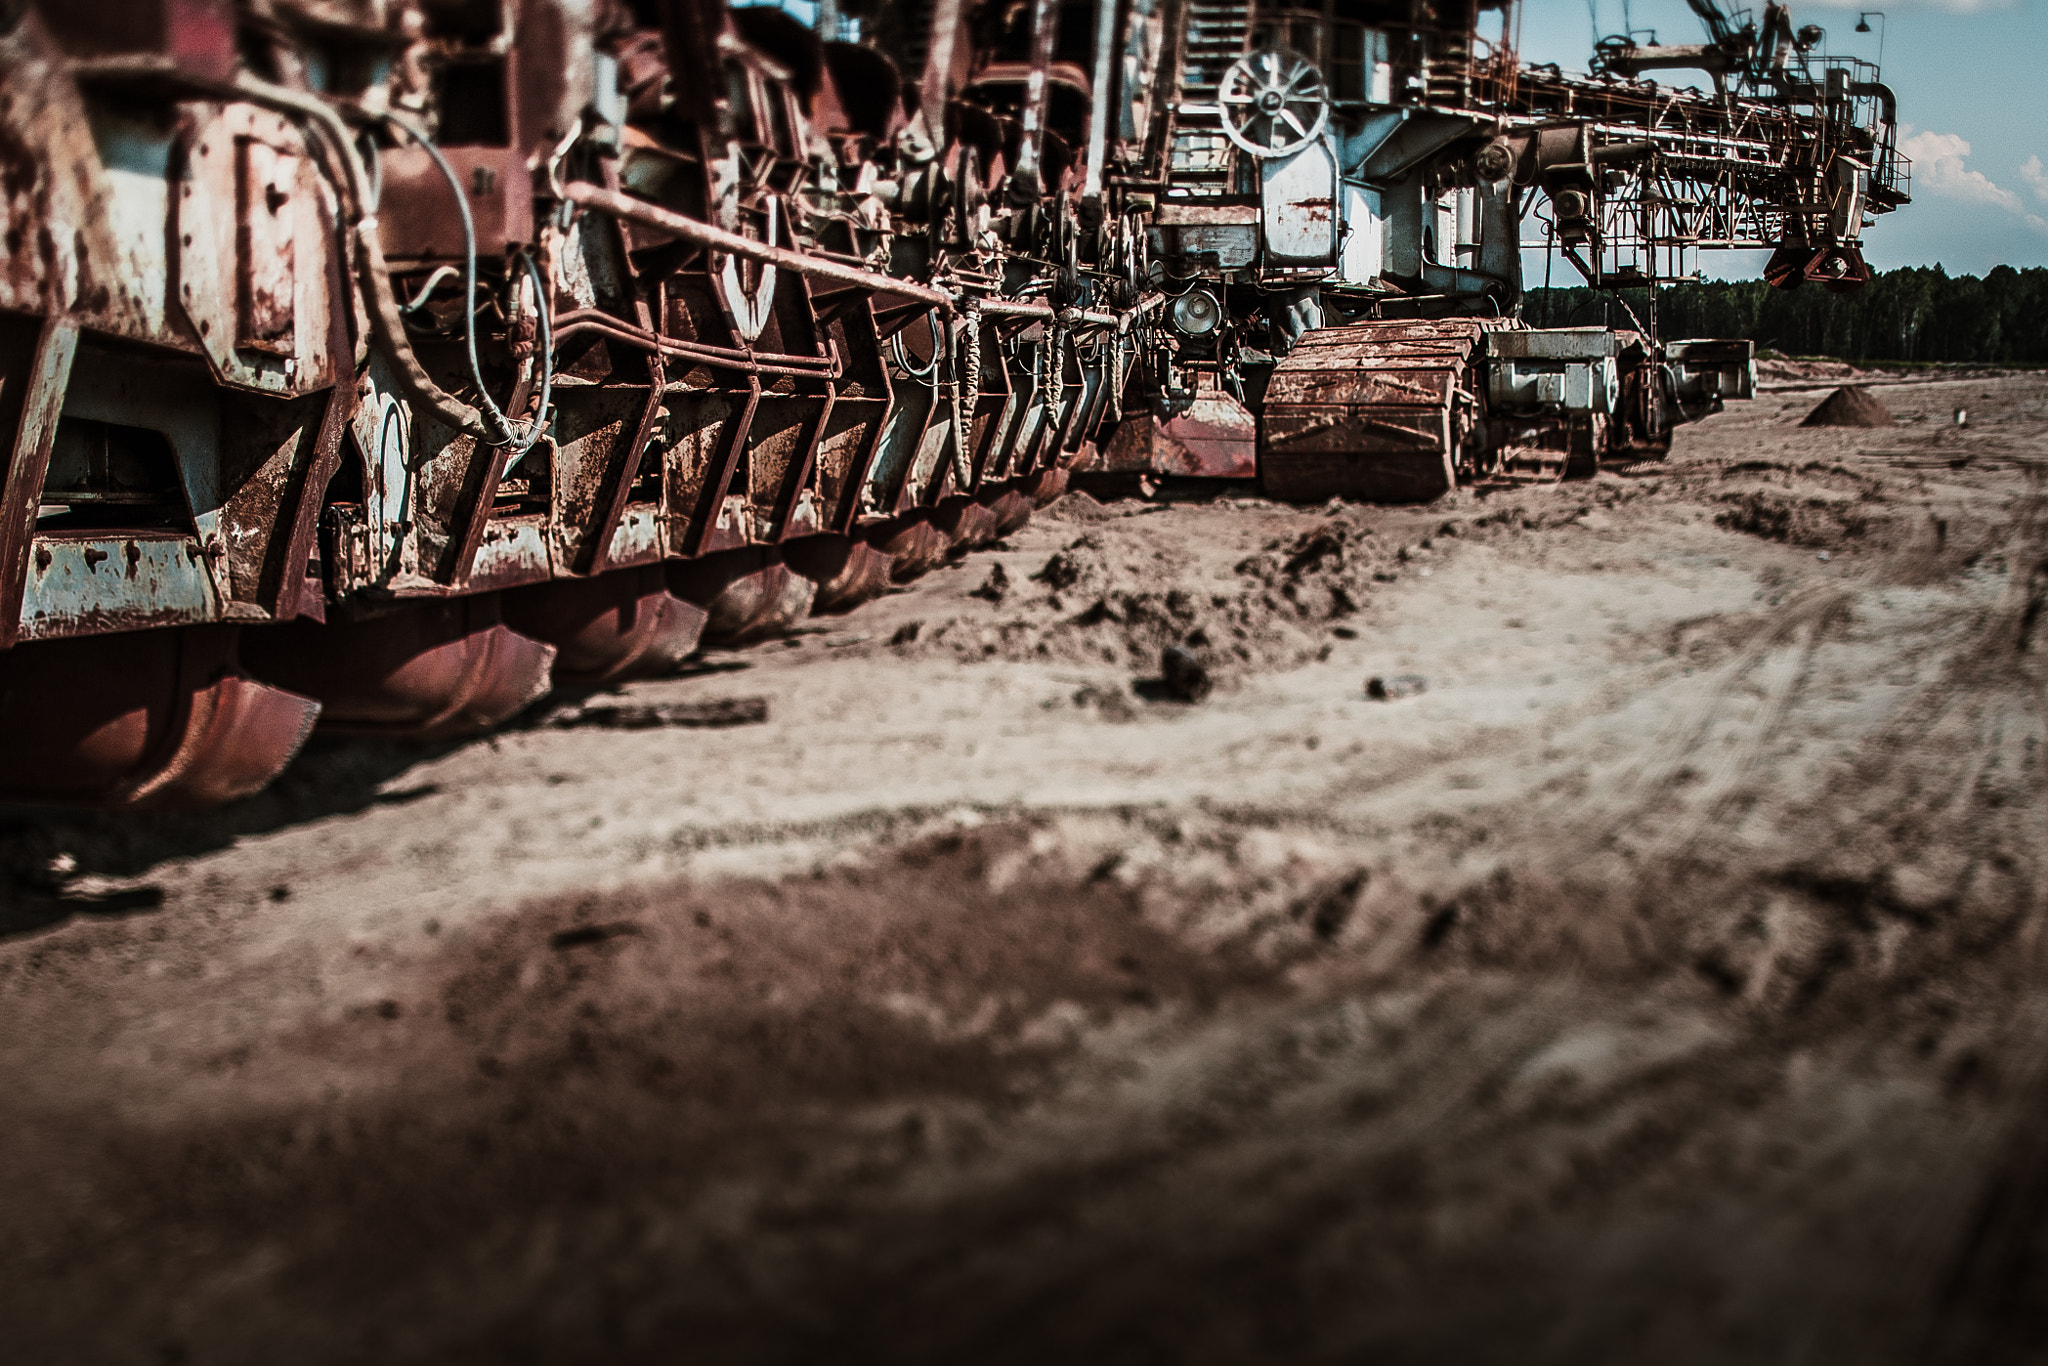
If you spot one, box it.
[5,372,2048,1364]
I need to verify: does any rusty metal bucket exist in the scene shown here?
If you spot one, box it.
[0,625,320,808]
[978,485,1034,539]
[1097,385,1260,481]
[1022,466,1070,508]
[239,596,556,738]
[501,566,706,684]
[783,532,897,615]
[927,495,1001,553]
[867,514,952,583]
[667,544,819,645]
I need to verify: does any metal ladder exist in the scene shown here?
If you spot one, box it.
[1168,0,1251,197]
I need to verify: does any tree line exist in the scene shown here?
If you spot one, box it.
[1521,265,2048,365]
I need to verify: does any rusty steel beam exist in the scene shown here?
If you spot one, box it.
[771,385,837,542]
[1082,0,1121,211]
[564,183,957,314]
[581,364,668,579]
[1009,0,1060,202]
[686,377,763,558]
[0,318,80,649]
[271,382,357,624]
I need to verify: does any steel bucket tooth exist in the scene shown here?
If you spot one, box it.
[0,626,319,809]
[783,533,897,615]
[239,597,557,738]
[502,567,706,685]
[141,672,326,808]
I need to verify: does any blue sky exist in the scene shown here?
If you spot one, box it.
[1518,0,2048,277]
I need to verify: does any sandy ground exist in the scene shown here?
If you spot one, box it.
[6,371,2048,1364]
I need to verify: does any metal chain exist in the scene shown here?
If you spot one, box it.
[1044,322,1065,434]
[950,298,982,489]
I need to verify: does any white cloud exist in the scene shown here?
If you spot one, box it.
[2022,155,2048,206]
[1900,129,2023,211]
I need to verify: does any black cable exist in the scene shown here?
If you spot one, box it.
[376,111,549,452]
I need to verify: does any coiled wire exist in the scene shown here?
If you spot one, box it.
[377,110,553,453]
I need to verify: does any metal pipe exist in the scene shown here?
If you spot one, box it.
[231,72,495,443]
[1082,0,1120,211]
[563,182,958,313]
[1011,0,1060,203]
[978,299,1126,329]
[551,317,844,379]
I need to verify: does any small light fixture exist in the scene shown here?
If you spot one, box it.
[1855,15,1870,31]
[1170,290,1222,336]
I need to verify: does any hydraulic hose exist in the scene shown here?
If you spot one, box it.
[229,73,497,445]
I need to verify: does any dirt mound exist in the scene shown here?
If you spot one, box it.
[1036,489,1118,523]
[1715,488,1876,547]
[895,512,1415,685]
[1757,356,1875,388]
[1801,386,1895,428]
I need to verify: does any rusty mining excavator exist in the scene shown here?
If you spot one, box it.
[0,0,1905,808]
[1104,0,1906,497]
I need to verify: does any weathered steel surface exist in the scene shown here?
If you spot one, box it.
[177,103,349,397]
[1022,466,1070,508]
[19,532,221,641]
[667,544,818,645]
[1262,320,1497,504]
[240,596,557,738]
[1099,383,1258,480]
[0,623,318,808]
[867,513,952,584]
[502,565,706,684]
[784,532,896,614]
[979,487,1035,539]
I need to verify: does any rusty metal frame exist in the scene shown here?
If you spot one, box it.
[581,364,669,578]
[270,381,358,623]
[684,377,763,557]
[445,439,513,587]
[0,317,80,648]
[565,183,956,313]
[770,384,836,541]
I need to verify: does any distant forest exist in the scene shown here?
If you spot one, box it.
[1521,266,2048,366]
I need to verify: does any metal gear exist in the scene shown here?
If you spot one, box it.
[1217,49,1331,158]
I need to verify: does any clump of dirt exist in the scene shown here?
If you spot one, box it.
[1035,490,1119,523]
[1715,488,1879,547]
[1802,386,1896,428]
[1757,356,1879,388]
[897,511,1417,685]
[1692,459,1915,551]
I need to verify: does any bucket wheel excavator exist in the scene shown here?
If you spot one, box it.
[0,0,1907,807]
[1101,0,1906,502]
